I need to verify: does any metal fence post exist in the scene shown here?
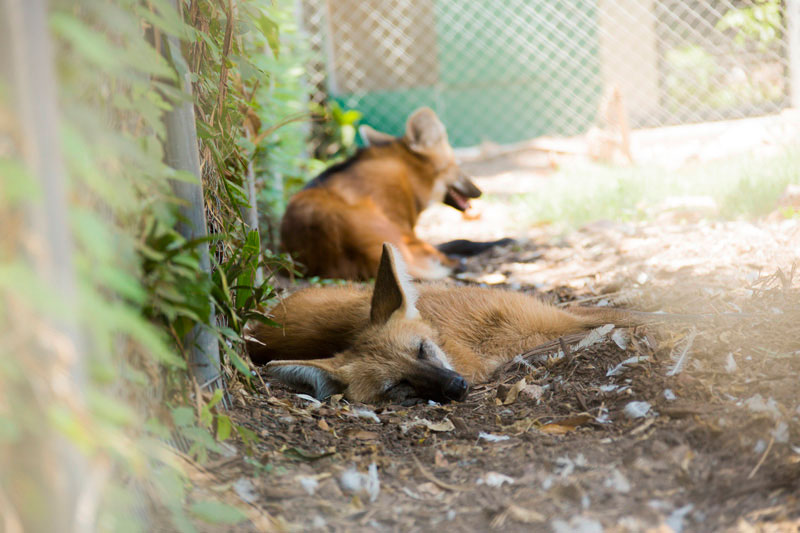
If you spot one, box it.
[789,0,800,108]
[243,156,265,284]
[161,0,223,390]
[2,0,90,530]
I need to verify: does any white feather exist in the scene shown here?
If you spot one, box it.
[666,329,697,377]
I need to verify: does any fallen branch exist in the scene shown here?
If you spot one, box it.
[748,436,774,480]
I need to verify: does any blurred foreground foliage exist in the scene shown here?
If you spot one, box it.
[0,0,317,529]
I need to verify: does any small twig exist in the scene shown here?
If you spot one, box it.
[519,333,585,360]
[194,377,203,420]
[559,336,573,366]
[495,333,585,378]
[748,437,774,479]
[574,388,589,412]
[215,0,235,122]
[412,456,468,492]
[250,112,314,145]
[246,78,261,104]
[255,366,271,398]
[557,291,623,307]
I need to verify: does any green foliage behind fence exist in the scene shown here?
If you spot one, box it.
[1,0,313,529]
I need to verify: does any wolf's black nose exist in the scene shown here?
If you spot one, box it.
[444,375,469,401]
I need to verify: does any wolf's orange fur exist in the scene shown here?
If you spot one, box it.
[280,108,481,281]
[247,244,644,404]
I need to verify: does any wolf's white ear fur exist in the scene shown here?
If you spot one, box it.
[359,124,395,147]
[370,243,419,324]
[385,244,418,318]
[267,362,345,400]
[404,107,447,152]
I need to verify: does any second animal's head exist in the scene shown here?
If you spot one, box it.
[360,108,482,212]
[267,244,470,404]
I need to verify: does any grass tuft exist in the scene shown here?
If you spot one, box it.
[491,145,800,227]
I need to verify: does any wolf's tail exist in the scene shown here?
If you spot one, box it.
[436,238,515,257]
[566,306,753,328]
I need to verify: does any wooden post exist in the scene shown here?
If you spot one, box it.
[788,0,800,108]
[242,156,265,284]
[322,0,339,94]
[2,0,90,530]
[161,0,223,389]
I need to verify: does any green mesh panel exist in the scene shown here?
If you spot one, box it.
[332,0,602,148]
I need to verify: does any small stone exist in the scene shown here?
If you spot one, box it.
[624,401,652,419]
[724,353,737,374]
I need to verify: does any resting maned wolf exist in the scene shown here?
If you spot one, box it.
[247,244,650,404]
[280,107,509,281]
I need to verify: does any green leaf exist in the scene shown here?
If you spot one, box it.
[48,405,93,452]
[256,15,280,58]
[221,342,251,378]
[152,467,196,533]
[243,312,281,328]
[243,229,260,256]
[341,109,363,125]
[235,425,258,450]
[217,326,241,342]
[189,501,247,525]
[88,389,137,426]
[50,14,119,71]
[199,406,213,429]
[183,425,222,459]
[135,0,191,39]
[144,417,172,440]
[207,388,224,410]
[171,406,195,428]
[216,415,232,441]
[170,169,201,184]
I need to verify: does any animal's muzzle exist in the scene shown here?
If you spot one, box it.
[443,375,469,402]
[444,174,482,212]
[405,361,470,403]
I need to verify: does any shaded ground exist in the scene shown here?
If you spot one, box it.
[186,131,800,532]
[192,210,800,532]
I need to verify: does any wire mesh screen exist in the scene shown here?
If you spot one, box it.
[299,0,796,148]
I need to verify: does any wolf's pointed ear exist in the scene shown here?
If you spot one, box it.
[266,357,347,400]
[404,107,447,152]
[359,124,395,147]
[370,243,419,325]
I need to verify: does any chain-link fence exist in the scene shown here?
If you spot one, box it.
[299,0,799,148]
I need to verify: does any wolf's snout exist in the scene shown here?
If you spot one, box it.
[444,174,482,212]
[444,375,469,401]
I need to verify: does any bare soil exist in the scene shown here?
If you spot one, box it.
[193,208,800,532]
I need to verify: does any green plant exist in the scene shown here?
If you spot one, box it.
[244,0,317,244]
[2,0,315,530]
[717,0,782,50]
[490,145,800,229]
[665,45,718,109]
[310,101,363,161]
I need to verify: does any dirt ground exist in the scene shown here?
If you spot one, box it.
[194,149,800,532]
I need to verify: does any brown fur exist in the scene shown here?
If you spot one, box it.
[247,244,644,404]
[280,108,479,281]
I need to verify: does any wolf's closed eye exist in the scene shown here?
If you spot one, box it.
[417,342,426,360]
